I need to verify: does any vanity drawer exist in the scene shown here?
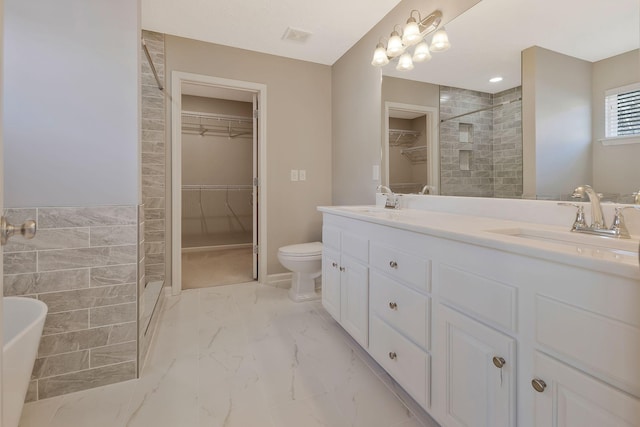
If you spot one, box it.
[434,263,517,333]
[342,232,368,263]
[370,271,429,350]
[323,226,341,250]
[322,227,368,263]
[369,315,429,408]
[370,242,430,292]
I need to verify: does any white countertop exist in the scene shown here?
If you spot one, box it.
[319,205,640,280]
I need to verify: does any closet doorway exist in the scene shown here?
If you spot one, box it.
[171,72,267,294]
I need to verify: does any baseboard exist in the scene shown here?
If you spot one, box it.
[265,272,292,288]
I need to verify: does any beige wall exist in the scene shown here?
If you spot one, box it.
[331,0,480,205]
[591,49,640,195]
[522,46,592,198]
[165,36,332,275]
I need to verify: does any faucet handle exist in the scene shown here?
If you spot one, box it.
[610,206,634,238]
[558,203,587,230]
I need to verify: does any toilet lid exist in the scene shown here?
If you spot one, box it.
[279,241,322,257]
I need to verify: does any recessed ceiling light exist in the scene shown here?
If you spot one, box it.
[489,76,503,83]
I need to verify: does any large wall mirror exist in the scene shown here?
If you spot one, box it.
[380,0,639,200]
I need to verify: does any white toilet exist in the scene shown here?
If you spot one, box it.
[277,242,322,302]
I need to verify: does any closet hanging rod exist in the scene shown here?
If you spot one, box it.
[141,38,163,90]
[440,97,522,123]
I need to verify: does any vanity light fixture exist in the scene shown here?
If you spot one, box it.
[371,9,449,70]
[429,27,451,52]
[396,52,415,71]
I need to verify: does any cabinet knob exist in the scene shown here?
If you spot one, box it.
[389,302,398,310]
[332,262,338,268]
[339,266,345,272]
[492,356,506,369]
[531,379,547,393]
[388,352,397,360]
[389,260,398,269]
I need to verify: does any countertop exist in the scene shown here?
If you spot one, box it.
[319,205,640,280]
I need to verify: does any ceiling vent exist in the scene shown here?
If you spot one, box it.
[282,27,312,43]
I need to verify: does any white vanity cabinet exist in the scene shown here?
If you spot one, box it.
[319,208,640,427]
[322,224,369,347]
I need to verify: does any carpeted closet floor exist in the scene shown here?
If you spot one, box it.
[182,247,254,289]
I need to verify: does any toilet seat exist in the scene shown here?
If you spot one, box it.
[278,242,322,257]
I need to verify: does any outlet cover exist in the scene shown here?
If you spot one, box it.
[290,169,299,181]
[299,170,306,181]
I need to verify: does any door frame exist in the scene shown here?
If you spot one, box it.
[171,71,267,295]
[383,102,439,194]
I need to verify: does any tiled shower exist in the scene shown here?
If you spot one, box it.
[3,207,139,400]
[439,86,523,198]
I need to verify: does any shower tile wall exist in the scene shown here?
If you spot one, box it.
[440,86,494,197]
[492,87,523,198]
[141,30,166,284]
[2,206,138,401]
[439,86,523,198]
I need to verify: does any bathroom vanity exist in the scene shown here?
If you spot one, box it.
[319,197,640,427]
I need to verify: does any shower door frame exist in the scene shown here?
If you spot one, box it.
[171,71,267,295]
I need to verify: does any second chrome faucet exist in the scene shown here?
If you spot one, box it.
[560,185,638,239]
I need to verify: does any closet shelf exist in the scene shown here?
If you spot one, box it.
[400,145,428,163]
[389,128,421,146]
[182,111,253,139]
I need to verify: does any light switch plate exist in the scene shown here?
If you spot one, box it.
[299,170,306,181]
[372,165,380,181]
[290,169,299,181]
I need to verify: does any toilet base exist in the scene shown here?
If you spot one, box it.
[288,272,320,302]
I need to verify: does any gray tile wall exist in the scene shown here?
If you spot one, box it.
[3,206,138,401]
[141,30,166,285]
[439,86,523,198]
[440,86,494,197]
[492,87,523,198]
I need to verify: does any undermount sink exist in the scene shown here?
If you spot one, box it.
[488,227,639,260]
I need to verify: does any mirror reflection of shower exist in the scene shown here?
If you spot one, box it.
[439,85,523,198]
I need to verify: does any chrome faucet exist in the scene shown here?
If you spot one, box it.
[419,184,434,195]
[559,185,635,238]
[572,185,606,229]
[377,185,399,209]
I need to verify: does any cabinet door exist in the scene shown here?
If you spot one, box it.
[433,303,516,427]
[321,247,341,321]
[340,255,369,347]
[533,352,640,427]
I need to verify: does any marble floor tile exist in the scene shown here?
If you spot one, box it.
[20,282,432,427]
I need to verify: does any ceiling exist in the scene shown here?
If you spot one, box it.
[141,0,401,65]
[142,0,640,94]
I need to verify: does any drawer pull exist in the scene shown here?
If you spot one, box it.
[492,356,506,369]
[389,260,398,269]
[389,302,398,310]
[531,379,547,393]
[332,262,338,268]
[388,351,397,360]
[339,266,345,272]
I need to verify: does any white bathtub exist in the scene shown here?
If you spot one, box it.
[3,297,48,427]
